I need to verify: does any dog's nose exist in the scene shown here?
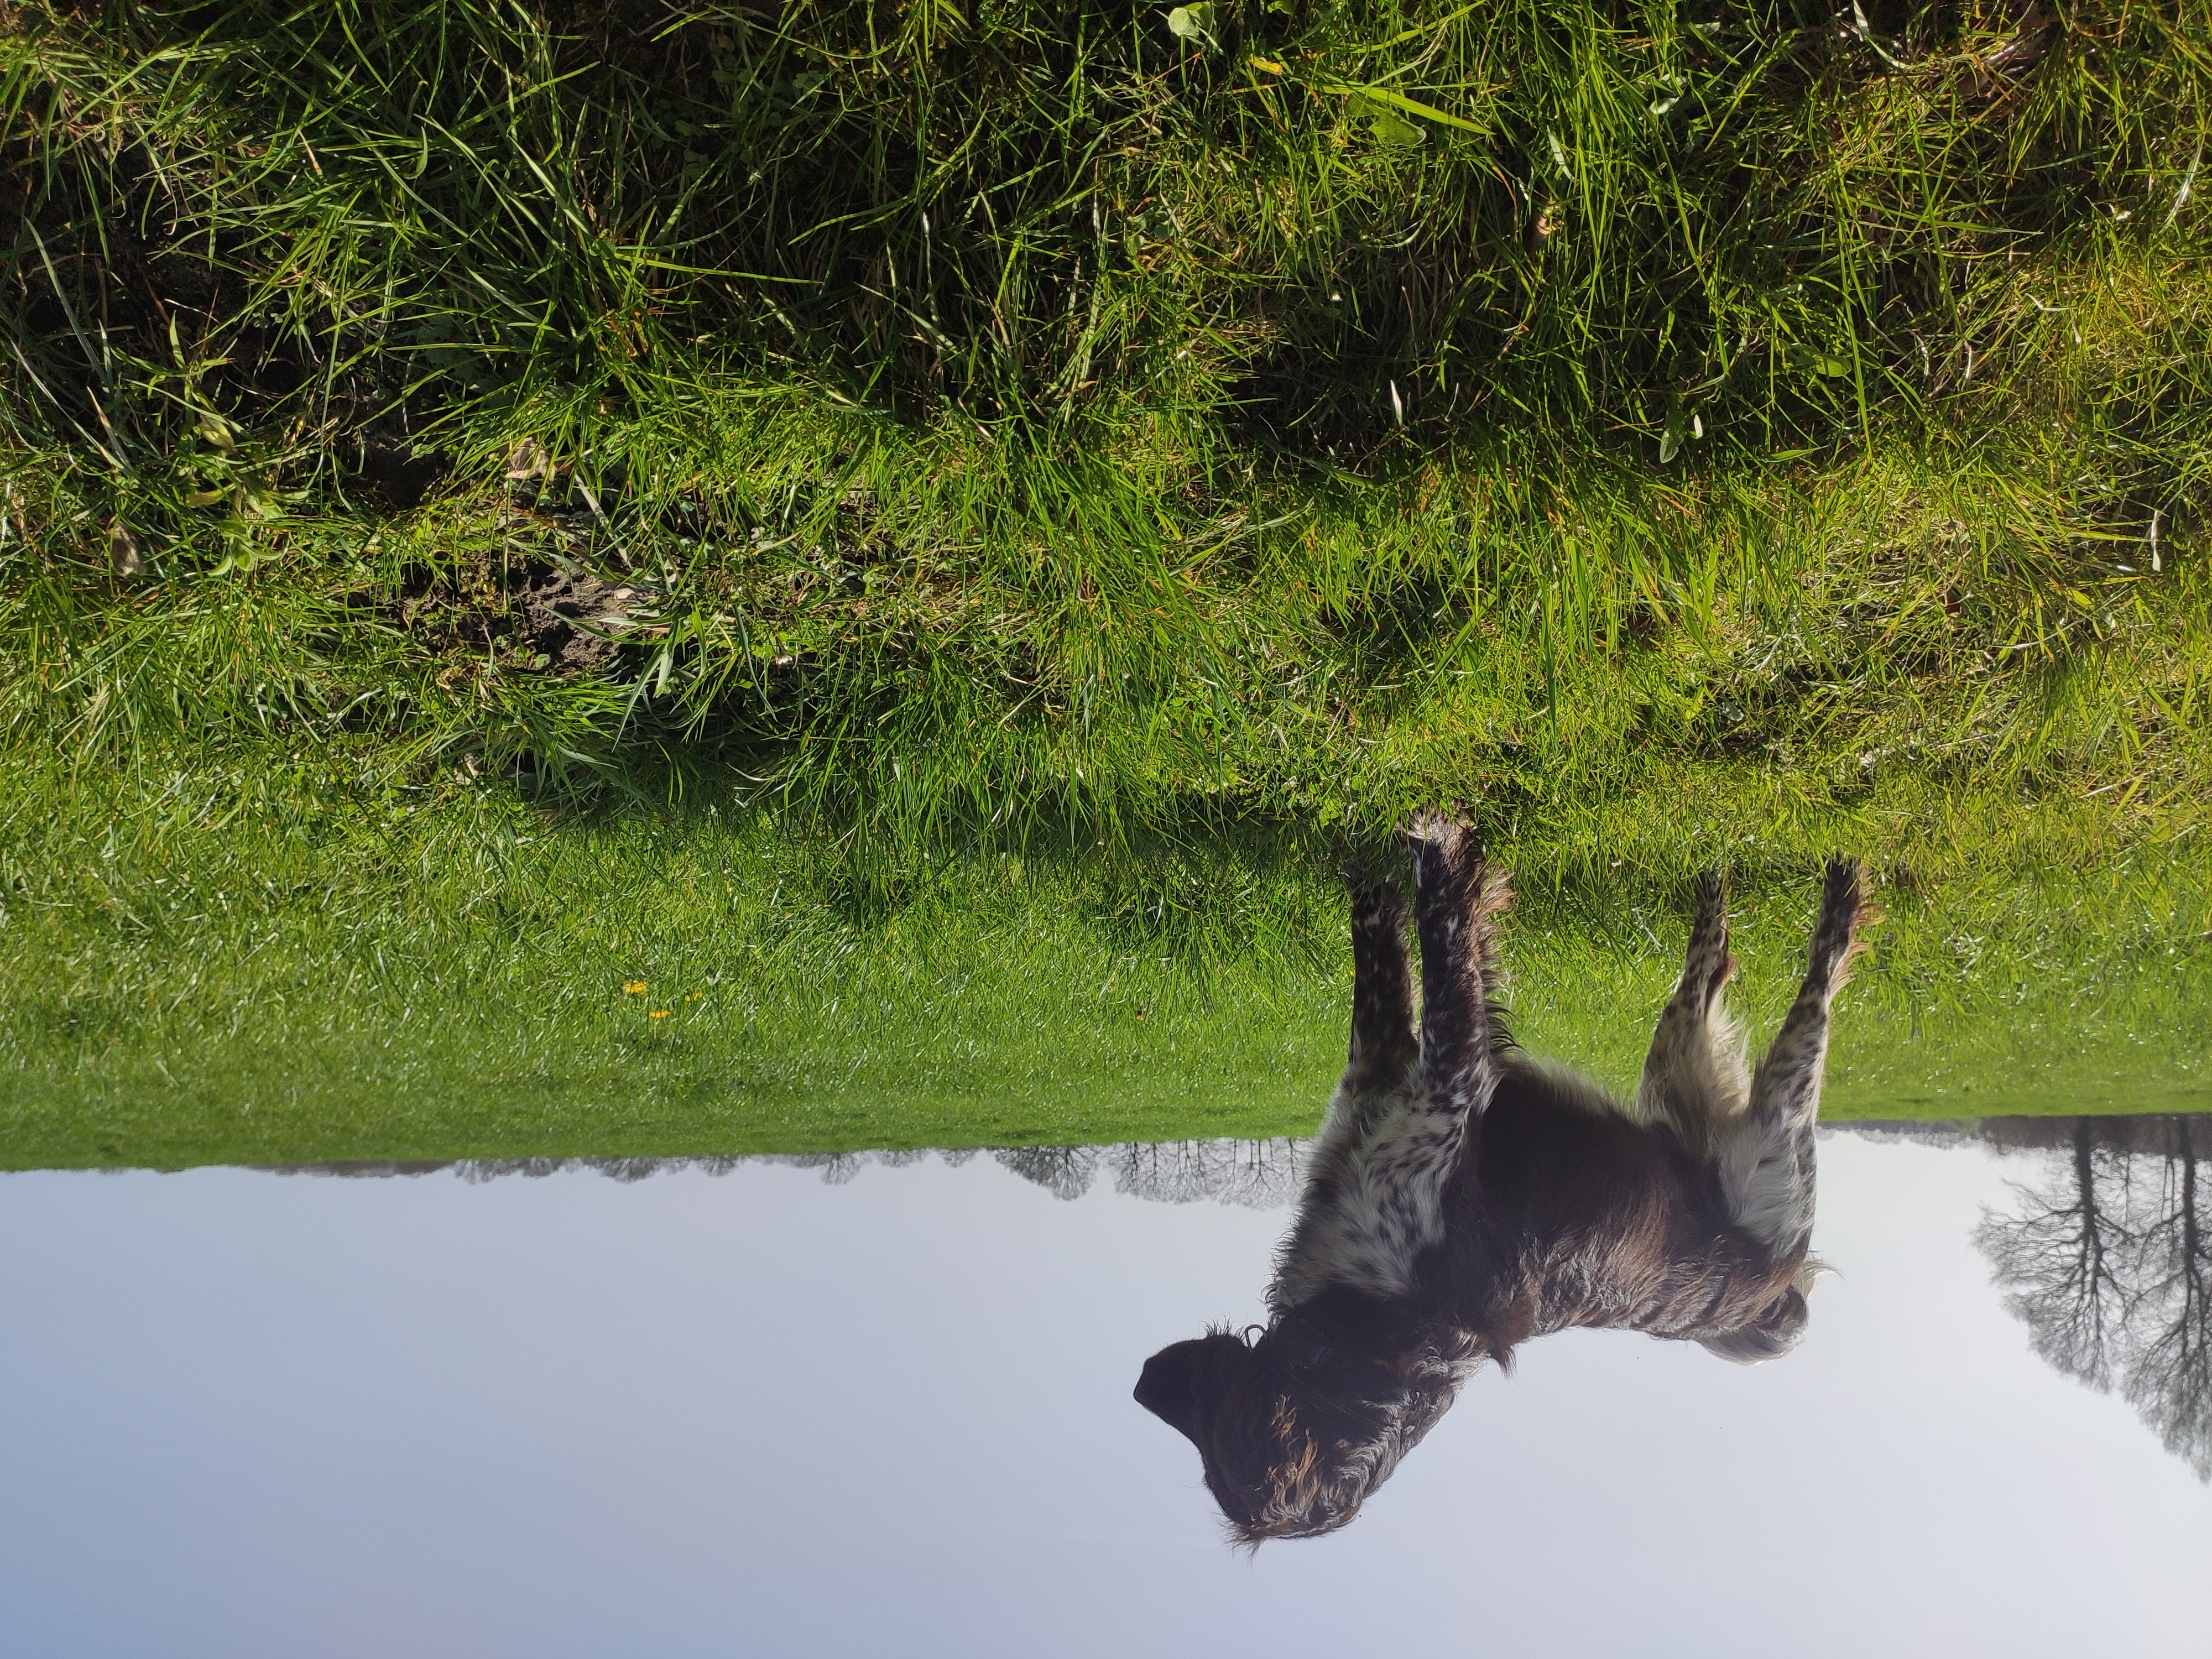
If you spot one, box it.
[1135,1340,1206,1439]
[1133,1349,1177,1412]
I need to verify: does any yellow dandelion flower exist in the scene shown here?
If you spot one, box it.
[685,991,703,1002]
[649,1008,670,1019]
[623,980,646,995]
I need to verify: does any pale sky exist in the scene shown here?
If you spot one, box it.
[3,1133,2207,1658]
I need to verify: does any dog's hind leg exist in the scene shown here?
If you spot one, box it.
[1721,858,1871,1255]
[1637,869,1750,1154]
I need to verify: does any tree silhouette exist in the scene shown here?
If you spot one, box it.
[391,1138,1309,1200]
[992,1144,1100,1201]
[1107,1138,1304,1208]
[1976,1117,2211,1481]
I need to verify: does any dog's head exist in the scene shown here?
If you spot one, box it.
[1134,1319,1467,1543]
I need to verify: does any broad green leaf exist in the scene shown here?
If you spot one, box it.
[1166,4,1216,45]
[1790,346,1854,378]
[1369,109,1425,146]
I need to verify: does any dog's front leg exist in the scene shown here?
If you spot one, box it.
[1271,816,1508,1308]
[1307,870,1420,1175]
[1346,869,1417,1088]
[1407,811,1509,1129]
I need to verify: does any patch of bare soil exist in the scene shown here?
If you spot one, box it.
[380,555,653,675]
[506,561,642,672]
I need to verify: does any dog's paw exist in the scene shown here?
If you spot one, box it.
[1814,856,1880,982]
[1819,855,1861,914]
[1345,867,1410,931]
[1400,807,1473,854]
[1690,867,1728,919]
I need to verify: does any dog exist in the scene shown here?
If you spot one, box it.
[1135,815,1871,1542]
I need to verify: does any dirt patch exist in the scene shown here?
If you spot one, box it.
[377,555,652,675]
[353,441,449,510]
[508,562,643,673]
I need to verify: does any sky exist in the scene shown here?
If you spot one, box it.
[3,1132,2208,1659]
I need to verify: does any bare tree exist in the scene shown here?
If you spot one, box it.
[2119,1124,2210,1478]
[1977,1121,2127,1391]
[1107,1138,1305,1208]
[992,1144,1100,1201]
[1977,1117,2211,1481]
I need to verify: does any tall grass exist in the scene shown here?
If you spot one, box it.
[6,4,2206,863]
[12,0,2210,440]
[7,3,2208,787]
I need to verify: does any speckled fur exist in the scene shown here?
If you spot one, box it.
[1715,857,1873,1256]
[1272,816,1509,1308]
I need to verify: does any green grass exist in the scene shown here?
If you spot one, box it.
[3,2,2210,1165]
[4,750,2206,1170]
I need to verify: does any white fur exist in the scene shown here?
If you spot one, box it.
[1720,983,1835,1254]
[1714,1108,1815,1254]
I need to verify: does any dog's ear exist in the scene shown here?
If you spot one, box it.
[1269,1314,1333,1372]
[1135,1337,1214,1442]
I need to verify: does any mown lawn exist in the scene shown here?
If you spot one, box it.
[6,750,2205,1169]
[3,2,2209,1163]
